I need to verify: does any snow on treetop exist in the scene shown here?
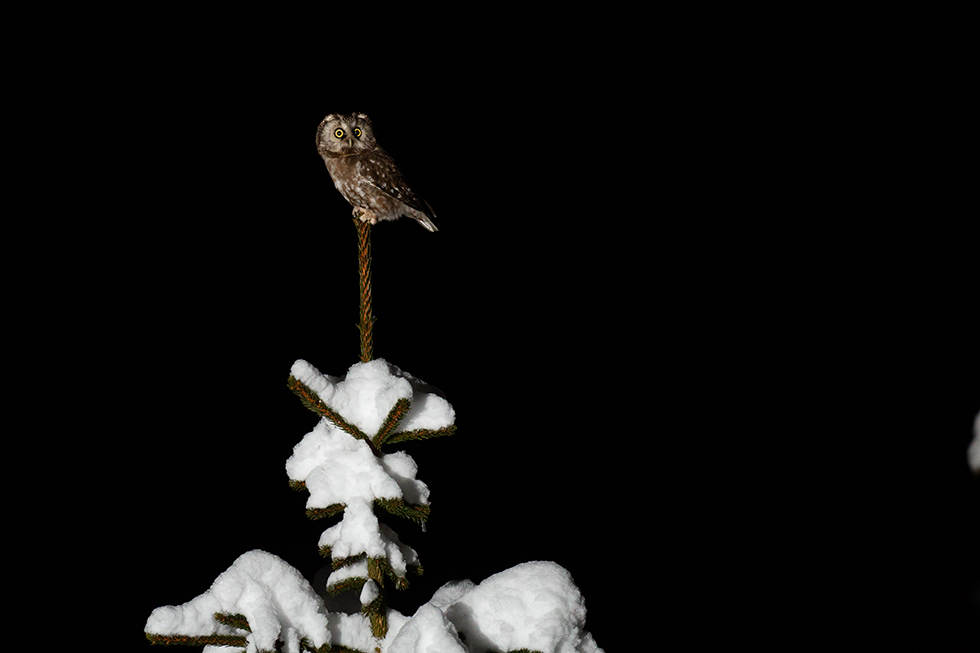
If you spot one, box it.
[145,550,330,653]
[285,359,441,592]
[290,358,454,436]
[285,420,430,509]
[318,500,421,578]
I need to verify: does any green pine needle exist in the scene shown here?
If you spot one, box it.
[306,503,346,521]
[145,632,248,648]
[213,612,250,631]
[327,575,368,595]
[374,497,431,524]
[331,552,367,570]
[385,423,457,446]
[322,646,368,653]
[372,397,412,449]
[326,646,370,653]
[299,640,333,653]
[287,376,373,448]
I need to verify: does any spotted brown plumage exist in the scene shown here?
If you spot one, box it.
[316,113,438,232]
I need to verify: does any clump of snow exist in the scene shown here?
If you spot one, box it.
[145,550,329,653]
[289,361,341,405]
[285,418,366,486]
[319,500,420,582]
[969,411,980,474]
[325,558,370,590]
[360,579,380,605]
[381,451,429,505]
[287,420,429,510]
[326,610,407,653]
[428,579,476,608]
[290,358,454,435]
[302,429,404,506]
[388,561,603,653]
[388,604,468,653]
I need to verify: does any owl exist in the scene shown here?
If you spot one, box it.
[316,113,438,232]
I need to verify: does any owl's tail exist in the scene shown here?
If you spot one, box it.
[415,215,438,232]
[410,204,438,232]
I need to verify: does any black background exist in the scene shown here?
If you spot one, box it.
[18,8,977,652]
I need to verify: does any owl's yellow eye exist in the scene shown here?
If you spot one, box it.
[353,127,362,139]
[334,128,345,139]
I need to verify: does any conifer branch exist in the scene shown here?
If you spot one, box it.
[301,641,334,653]
[146,613,252,648]
[286,375,376,451]
[370,554,422,589]
[213,612,250,631]
[365,558,388,638]
[326,645,369,653]
[374,497,431,524]
[372,397,411,449]
[306,502,346,521]
[385,423,457,446]
[327,575,368,595]
[145,632,248,648]
[331,552,368,570]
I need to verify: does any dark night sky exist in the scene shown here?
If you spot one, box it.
[24,10,976,651]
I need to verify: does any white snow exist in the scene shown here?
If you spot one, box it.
[325,558,370,589]
[969,411,980,474]
[287,420,431,510]
[285,418,365,484]
[388,561,604,653]
[327,611,386,653]
[145,550,330,653]
[290,358,454,436]
[304,438,405,507]
[388,604,468,653]
[149,557,602,653]
[360,579,380,605]
[286,363,439,514]
[398,388,456,432]
[286,358,441,599]
[289,359,341,404]
[428,579,476,608]
[381,451,430,505]
[319,500,420,584]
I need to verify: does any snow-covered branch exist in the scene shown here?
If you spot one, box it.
[145,550,331,653]
[285,358,455,638]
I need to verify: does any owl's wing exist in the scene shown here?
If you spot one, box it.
[364,150,437,221]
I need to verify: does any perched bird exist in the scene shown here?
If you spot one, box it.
[315,113,438,232]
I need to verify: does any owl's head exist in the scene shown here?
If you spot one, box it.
[316,113,377,158]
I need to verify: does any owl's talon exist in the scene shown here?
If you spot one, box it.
[353,207,378,225]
